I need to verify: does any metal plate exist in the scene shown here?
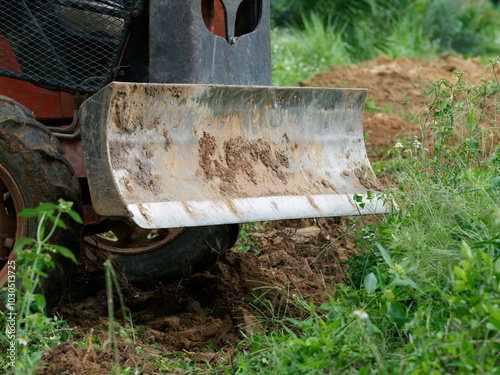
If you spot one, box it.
[80,82,389,228]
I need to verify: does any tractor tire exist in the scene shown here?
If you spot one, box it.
[84,223,240,289]
[0,96,83,311]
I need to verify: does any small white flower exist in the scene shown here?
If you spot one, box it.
[395,142,403,148]
[352,308,369,319]
[18,337,27,346]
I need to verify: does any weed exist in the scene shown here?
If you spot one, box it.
[234,223,263,255]
[0,200,81,374]
[364,97,394,114]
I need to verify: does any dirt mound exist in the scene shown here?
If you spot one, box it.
[43,55,496,373]
[46,218,352,373]
[302,55,495,152]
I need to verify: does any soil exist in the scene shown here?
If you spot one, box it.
[41,55,497,374]
[302,54,497,155]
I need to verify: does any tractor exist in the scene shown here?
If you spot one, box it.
[0,0,387,309]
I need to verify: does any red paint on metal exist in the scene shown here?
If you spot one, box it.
[59,91,75,118]
[214,0,226,38]
[0,76,77,119]
[1,32,75,119]
[201,0,226,38]
[59,138,87,178]
[0,33,22,72]
[82,204,98,225]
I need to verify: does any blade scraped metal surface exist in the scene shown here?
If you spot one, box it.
[80,82,390,229]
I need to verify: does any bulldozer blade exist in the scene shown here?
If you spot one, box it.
[80,82,389,229]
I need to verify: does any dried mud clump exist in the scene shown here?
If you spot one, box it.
[162,128,172,151]
[167,85,187,99]
[354,164,383,191]
[112,95,142,135]
[198,132,291,195]
[135,158,160,194]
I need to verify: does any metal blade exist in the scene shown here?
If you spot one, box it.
[80,82,389,229]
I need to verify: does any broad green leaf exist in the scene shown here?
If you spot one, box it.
[375,267,386,288]
[487,318,500,332]
[60,331,69,342]
[453,280,467,292]
[13,238,34,253]
[37,202,58,212]
[364,272,378,295]
[454,266,467,282]
[391,277,421,291]
[31,269,48,277]
[50,245,78,264]
[390,302,406,327]
[482,252,493,267]
[461,241,473,261]
[48,214,67,230]
[359,365,371,375]
[469,138,479,154]
[24,278,33,291]
[486,304,500,321]
[66,210,83,224]
[18,208,39,218]
[466,113,476,131]
[376,243,394,267]
[489,176,500,187]
[319,303,331,311]
[34,294,46,310]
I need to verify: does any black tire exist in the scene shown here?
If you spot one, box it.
[0,96,83,311]
[85,223,240,289]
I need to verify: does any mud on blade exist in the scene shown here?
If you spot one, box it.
[79,82,389,229]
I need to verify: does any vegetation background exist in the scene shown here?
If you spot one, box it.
[270,0,500,85]
[1,0,499,374]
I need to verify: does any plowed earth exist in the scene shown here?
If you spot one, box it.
[42,55,495,374]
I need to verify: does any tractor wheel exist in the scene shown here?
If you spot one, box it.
[0,96,83,311]
[84,222,240,288]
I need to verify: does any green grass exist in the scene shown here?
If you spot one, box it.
[272,0,500,86]
[271,14,350,86]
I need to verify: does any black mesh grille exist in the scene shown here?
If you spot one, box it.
[0,0,135,93]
